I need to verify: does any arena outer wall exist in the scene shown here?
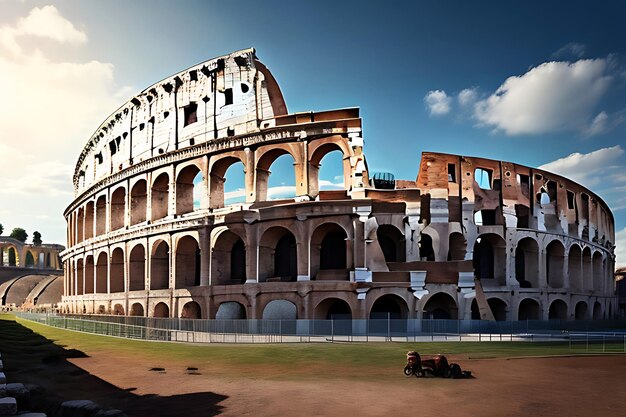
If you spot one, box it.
[61,48,617,321]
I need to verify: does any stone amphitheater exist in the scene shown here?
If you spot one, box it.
[60,48,617,321]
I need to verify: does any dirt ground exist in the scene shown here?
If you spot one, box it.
[67,352,626,417]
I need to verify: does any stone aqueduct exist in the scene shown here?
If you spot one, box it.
[61,48,617,321]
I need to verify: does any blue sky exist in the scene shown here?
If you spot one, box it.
[0,0,625,265]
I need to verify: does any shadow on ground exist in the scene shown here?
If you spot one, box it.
[0,317,227,416]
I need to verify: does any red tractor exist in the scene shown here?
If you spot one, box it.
[404,351,470,378]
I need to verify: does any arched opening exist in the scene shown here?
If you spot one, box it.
[95,195,106,236]
[568,245,583,290]
[546,240,565,288]
[210,157,246,208]
[45,253,51,268]
[370,294,408,319]
[130,303,144,317]
[515,238,539,288]
[110,248,124,293]
[310,146,346,197]
[153,302,170,318]
[259,227,297,282]
[310,223,348,281]
[130,180,148,225]
[175,236,200,288]
[84,255,94,294]
[76,258,84,294]
[95,252,108,294]
[262,299,297,320]
[110,187,126,231]
[447,232,467,261]
[314,298,352,320]
[592,301,602,320]
[377,225,405,263]
[423,292,458,319]
[176,165,203,215]
[151,173,170,221]
[25,251,35,267]
[592,252,604,293]
[150,240,170,290]
[518,298,540,321]
[7,247,17,266]
[473,234,506,285]
[84,201,94,239]
[181,301,201,319]
[77,207,84,242]
[419,233,435,261]
[582,247,592,291]
[575,301,588,320]
[211,230,246,285]
[548,299,568,320]
[129,244,145,291]
[256,149,296,201]
[488,298,508,321]
[113,304,125,315]
[216,301,246,319]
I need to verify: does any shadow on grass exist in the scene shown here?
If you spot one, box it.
[0,317,227,416]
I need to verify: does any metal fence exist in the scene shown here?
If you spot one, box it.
[12,312,626,349]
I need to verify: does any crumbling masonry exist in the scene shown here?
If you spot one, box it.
[61,48,616,321]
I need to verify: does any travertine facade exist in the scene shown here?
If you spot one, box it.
[61,48,616,321]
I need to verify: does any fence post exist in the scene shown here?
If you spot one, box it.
[331,318,334,343]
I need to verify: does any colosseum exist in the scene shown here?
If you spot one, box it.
[61,48,617,321]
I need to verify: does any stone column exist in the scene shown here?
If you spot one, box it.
[244,147,255,203]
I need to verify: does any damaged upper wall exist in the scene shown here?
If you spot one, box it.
[72,48,287,196]
[415,152,615,248]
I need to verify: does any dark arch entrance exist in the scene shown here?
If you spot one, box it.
[370,295,408,319]
[518,299,540,320]
[423,292,458,319]
[315,298,352,320]
[181,301,201,319]
[377,225,405,263]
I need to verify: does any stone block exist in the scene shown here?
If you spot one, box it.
[0,384,6,398]
[60,400,101,417]
[0,396,17,416]
[0,373,6,384]
[0,360,3,371]
[6,384,29,410]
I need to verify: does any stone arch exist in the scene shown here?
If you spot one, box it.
[151,172,170,221]
[546,240,565,288]
[110,187,126,231]
[448,232,466,261]
[84,201,94,239]
[150,240,170,290]
[574,301,588,320]
[423,292,458,319]
[130,302,144,316]
[548,299,568,320]
[592,251,604,293]
[176,163,204,215]
[369,294,409,319]
[568,244,583,290]
[77,207,85,242]
[308,140,349,197]
[259,226,297,282]
[130,179,148,225]
[175,235,200,288]
[518,298,540,320]
[216,301,247,319]
[582,247,592,291]
[153,302,170,318]
[129,243,145,291]
[110,248,124,293]
[95,195,107,236]
[310,222,349,281]
[377,224,406,263]
[95,251,108,294]
[209,154,246,209]
[488,298,508,321]
[84,255,94,294]
[6,246,18,266]
[181,301,201,319]
[211,228,247,285]
[515,237,539,288]
[314,297,352,320]
[262,299,297,320]
[113,304,125,315]
[45,252,51,268]
[592,301,602,320]
[419,233,435,261]
[255,146,298,201]
[25,251,35,267]
[76,258,84,294]
[473,234,506,285]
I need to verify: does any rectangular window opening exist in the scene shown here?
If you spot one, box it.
[184,102,198,126]
[474,168,492,190]
[447,163,456,183]
[567,190,575,210]
[224,88,233,105]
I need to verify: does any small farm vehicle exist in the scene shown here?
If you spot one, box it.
[403,351,471,378]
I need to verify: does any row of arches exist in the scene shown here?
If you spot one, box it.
[68,140,351,247]
[0,245,59,269]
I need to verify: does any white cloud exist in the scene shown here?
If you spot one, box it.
[539,145,624,188]
[552,42,586,59]
[0,7,130,244]
[583,111,609,137]
[474,59,613,136]
[615,227,626,268]
[458,88,478,106]
[424,90,451,116]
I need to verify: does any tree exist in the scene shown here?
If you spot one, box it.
[10,227,28,243]
[0,223,3,235]
[33,231,42,246]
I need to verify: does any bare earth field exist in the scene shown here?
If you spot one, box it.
[1,316,625,417]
